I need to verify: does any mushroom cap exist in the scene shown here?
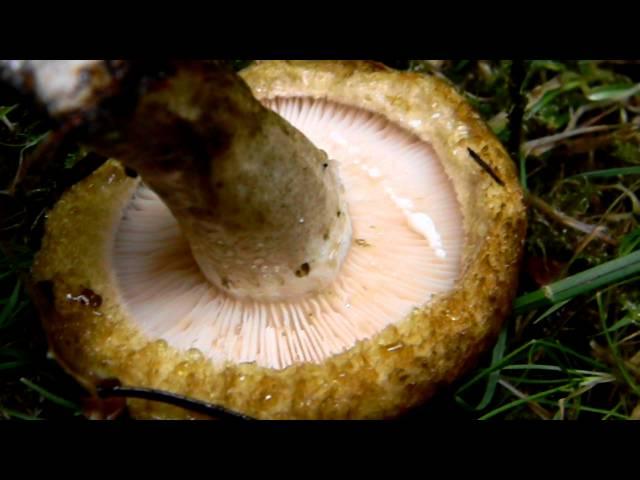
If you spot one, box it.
[32,61,527,419]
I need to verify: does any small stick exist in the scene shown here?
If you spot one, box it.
[96,382,255,421]
[497,378,552,420]
[522,124,620,156]
[527,193,618,246]
[467,148,505,186]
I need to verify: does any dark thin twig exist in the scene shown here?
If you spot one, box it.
[507,60,527,161]
[96,383,255,421]
[467,148,505,186]
[527,193,618,246]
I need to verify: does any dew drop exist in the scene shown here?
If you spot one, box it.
[186,348,204,361]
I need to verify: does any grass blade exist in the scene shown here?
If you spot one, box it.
[0,281,21,329]
[619,227,640,257]
[586,83,640,102]
[534,340,608,369]
[19,378,80,411]
[0,104,17,118]
[533,299,571,324]
[525,80,583,119]
[597,315,637,335]
[513,250,640,313]
[501,376,573,385]
[597,293,640,397]
[479,384,570,420]
[457,337,609,407]
[501,364,610,376]
[472,326,508,411]
[456,339,539,397]
[0,407,40,420]
[528,60,567,74]
[533,399,629,420]
[569,166,640,179]
[0,360,28,371]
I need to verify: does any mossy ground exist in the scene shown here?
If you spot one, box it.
[1,60,639,420]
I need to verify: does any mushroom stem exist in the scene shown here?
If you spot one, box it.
[2,60,352,300]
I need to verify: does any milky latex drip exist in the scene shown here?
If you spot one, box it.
[113,98,464,369]
[331,129,447,259]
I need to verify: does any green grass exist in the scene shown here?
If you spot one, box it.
[0,84,84,420]
[2,60,640,420]
[430,60,640,420]
[513,250,640,313]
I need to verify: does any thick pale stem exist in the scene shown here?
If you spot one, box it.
[1,61,352,300]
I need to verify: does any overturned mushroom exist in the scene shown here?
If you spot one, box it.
[27,61,526,419]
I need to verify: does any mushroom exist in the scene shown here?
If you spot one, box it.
[27,60,526,419]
